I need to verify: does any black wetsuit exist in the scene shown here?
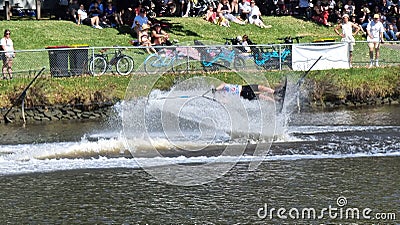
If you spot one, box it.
[240,84,258,100]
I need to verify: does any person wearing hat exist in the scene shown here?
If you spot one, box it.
[151,23,172,46]
[334,14,360,67]
[366,14,385,68]
[139,23,157,54]
[132,8,150,37]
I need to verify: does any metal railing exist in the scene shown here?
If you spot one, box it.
[2,41,400,79]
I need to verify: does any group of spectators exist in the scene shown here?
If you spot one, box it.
[58,0,400,40]
[129,8,173,54]
[204,0,272,28]
[60,0,124,29]
[307,0,400,41]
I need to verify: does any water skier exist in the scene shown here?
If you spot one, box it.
[213,82,286,101]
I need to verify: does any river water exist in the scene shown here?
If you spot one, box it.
[0,102,399,224]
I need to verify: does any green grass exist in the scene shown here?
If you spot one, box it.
[0,16,341,50]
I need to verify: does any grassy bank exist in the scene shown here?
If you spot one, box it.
[1,67,399,109]
[0,17,338,49]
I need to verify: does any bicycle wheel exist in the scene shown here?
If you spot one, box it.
[233,57,246,71]
[263,58,280,70]
[89,56,107,76]
[116,55,134,75]
[144,54,162,74]
[282,54,292,70]
[172,55,188,74]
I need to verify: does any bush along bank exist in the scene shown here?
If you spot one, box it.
[302,93,400,110]
[300,67,400,110]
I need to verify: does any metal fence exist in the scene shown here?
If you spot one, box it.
[4,41,400,79]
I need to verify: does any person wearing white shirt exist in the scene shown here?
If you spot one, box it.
[238,0,251,21]
[77,4,103,29]
[366,14,385,67]
[248,0,271,28]
[334,14,360,67]
[1,29,14,80]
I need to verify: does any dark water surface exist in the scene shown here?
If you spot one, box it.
[0,105,399,224]
[1,157,399,224]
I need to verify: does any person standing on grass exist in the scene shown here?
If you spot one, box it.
[1,29,15,80]
[334,14,360,67]
[366,14,385,68]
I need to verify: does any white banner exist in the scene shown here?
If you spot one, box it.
[292,43,350,71]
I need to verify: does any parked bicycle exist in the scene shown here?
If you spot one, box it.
[143,46,189,74]
[194,39,246,72]
[248,36,303,70]
[269,36,303,69]
[89,48,134,76]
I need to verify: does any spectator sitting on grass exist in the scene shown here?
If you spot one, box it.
[204,6,217,24]
[68,0,80,23]
[231,0,239,16]
[151,23,172,46]
[344,0,355,17]
[350,15,366,35]
[139,24,157,54]
[132,8,150,37]
[383,17,398,41]
[240,34,254,53]
[104,0,123,27]
[248,0,272,28]
[312,0,331,26]
[217,0,245,25]
[238,0,251,21]
[77,4,103,29]
[89,0,105,22]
